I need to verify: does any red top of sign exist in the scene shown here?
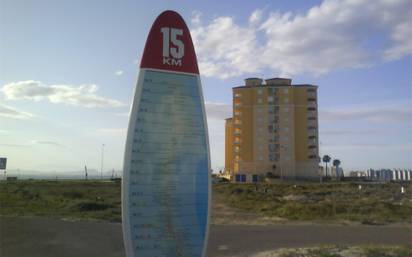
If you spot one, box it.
[140,10,199,74]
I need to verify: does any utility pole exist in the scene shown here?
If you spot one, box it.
[85,165,88,181]
[100,144,105,180]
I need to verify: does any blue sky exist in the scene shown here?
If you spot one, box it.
[1,0,411,176]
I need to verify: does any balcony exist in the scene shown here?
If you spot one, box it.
[307,102,317,108]
[308,154,318,160]
[307,91,316,98]
[308,139,317,145]
[234,103,242,108]
[308,120,317,127]
[308,148,318,155]
[234,119,242,125]
[308,111,317,117]
[234,130,241,135]
[234,93,242,98]
[308,130,317,137]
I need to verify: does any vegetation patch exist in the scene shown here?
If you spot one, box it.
[1,180,411,224]
[0,180,121,222]
[252,245,412,257]
[214,182,412,224]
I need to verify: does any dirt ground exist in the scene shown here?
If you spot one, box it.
[1,216,411,257]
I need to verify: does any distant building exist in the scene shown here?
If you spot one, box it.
[225,77,319,182]
[366,169,412,181]
[330,166,344,178]
[349,171,367,177]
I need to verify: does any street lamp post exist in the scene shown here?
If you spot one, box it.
[100,144,105,180]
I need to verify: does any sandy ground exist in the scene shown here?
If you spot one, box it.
[1,216,411,257]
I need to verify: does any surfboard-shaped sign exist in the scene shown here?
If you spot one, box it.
[122,10,210,257]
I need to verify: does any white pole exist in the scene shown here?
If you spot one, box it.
[100,144,105,180]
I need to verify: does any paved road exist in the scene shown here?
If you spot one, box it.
[1,217,411,257]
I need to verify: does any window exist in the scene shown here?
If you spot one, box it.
[252,175,259,183]
[241,174,247,182]
[307,107,316,111]
[284,98,289,104]
[268,96,274,102]
[257,98,263,104]
[284,107,289,112]
[269,144,279,152]
[258,155,264,161]
[269,153,279,161]
[283,88,289,94]
[258,89,263,94]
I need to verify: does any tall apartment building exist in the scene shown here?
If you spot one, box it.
[225,78,319,182]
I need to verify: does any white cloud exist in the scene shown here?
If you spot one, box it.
[191,10,202,26]
[115,112,130,117]
[0,104,35,119]
[115,70,124,76]
[191,16,260,79]
[326,143,412,151]
[320,129,383,136]
[191,0,412,78]
[249,9,263,25]
[319,101,412,123]
[205,101,232,121]
[97,128,127,135]
[31,140,65,148]
[1,80,124,108]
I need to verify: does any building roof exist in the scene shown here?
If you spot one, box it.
[233,84,317,89]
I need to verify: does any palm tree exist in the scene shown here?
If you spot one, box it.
[322,155,331,177]
[333,159,341,179]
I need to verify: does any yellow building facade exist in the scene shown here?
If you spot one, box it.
[225,78,319,182]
